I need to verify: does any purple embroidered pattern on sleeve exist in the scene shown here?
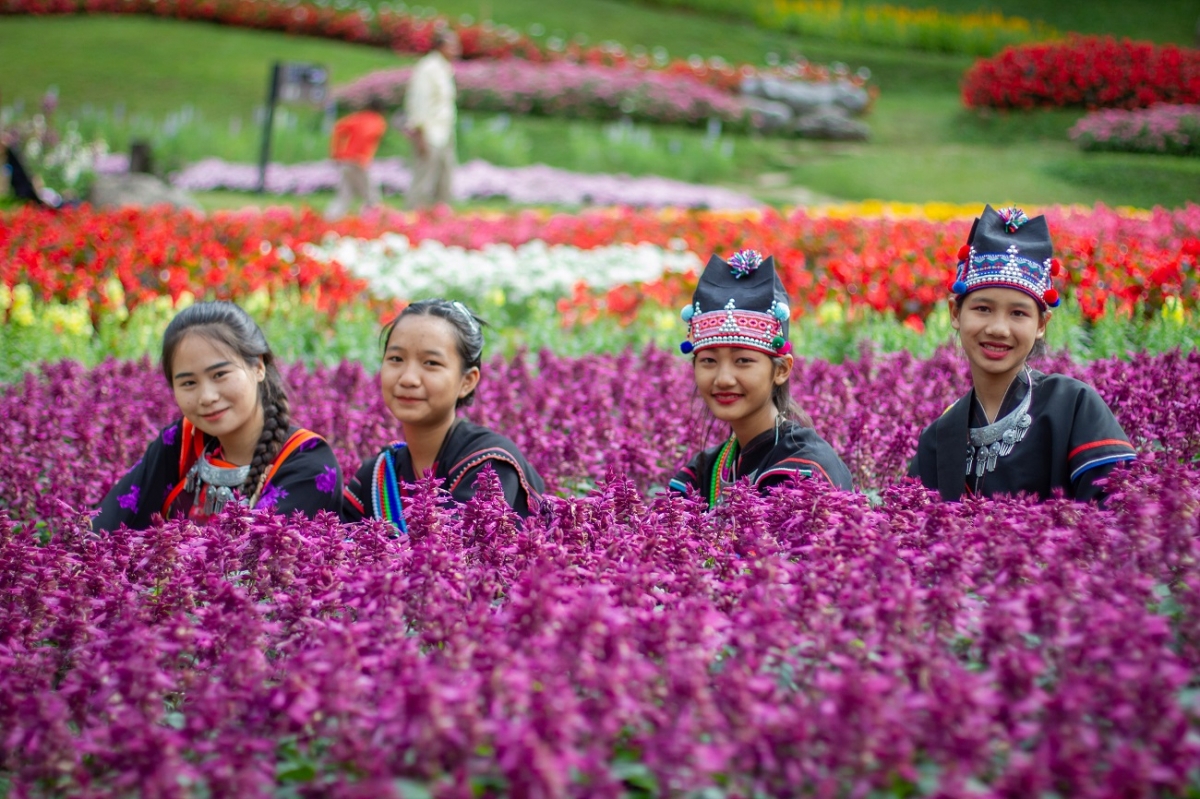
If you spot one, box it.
[257,483,288,510]
[300,438,321,452]
[315,466,338,494]
[162,425,178,446]
[117,485,140,511]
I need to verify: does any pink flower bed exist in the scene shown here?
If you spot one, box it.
[1070,104,1200,156]
[335,60,750,129]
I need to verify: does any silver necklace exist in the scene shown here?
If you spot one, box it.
[966,369,1033,478]
[184,452,251,516]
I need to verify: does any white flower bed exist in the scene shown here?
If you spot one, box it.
[304,234,702,300]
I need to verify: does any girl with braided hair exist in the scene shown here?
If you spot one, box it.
[341,299,544,528]
[95,301,342,532]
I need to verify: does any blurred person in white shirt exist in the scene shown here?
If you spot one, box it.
[404,29,459,208]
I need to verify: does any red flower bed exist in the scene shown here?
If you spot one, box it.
[0,204,369,319]
[325,204,1200,323]
[3,204,1198,326]
[962,36,1200,110]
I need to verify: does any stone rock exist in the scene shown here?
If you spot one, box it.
[88,173,201,210]
[741,76,871,116]
[794,107,870,141]
[740,75,872,139]
[740,96,794,133]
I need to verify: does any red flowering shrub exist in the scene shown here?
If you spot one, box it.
[962,36,1200,110]
[0,204,369,318]
[3,204,1199,326]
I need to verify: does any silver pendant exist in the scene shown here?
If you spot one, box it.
[204,484,238,516]
[186,454,251,516]
[967,369,1035,478]
[986,441,1001,473]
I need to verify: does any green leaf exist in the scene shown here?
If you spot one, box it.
[392,779,433,799]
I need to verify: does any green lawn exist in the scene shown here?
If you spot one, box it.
[0,16,403,117]
[855,0,1198,44]
[1,3,1197,209]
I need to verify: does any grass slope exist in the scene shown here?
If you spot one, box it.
[604,0,1199,47]
[0,16,402,117]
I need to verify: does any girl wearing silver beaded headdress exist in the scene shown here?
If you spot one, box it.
[908,205,1136,502]
[667,249,854,508]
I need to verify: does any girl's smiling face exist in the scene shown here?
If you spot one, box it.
[170,332,265,460]
[951,287,1048,384]
[694,346,791,442]
[380,314,480,431]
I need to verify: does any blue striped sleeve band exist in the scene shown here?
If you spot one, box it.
[1071,453,1137,482]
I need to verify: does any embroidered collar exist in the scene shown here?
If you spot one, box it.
[709,418,792,507]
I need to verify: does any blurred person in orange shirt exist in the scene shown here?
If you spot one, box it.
[325,97,388,220]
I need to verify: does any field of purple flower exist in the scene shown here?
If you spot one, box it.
[3,347,1200,795]
[149,156,759,209]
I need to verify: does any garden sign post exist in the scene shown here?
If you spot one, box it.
[257,61,329,194]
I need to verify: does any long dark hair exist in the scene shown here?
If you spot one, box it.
[380,298,487,408]
[770,354,813,428]
[161,301,290,499]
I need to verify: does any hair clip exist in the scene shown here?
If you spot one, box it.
[450,300,480,334]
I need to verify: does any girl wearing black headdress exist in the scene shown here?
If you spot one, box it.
[908,205,1136,502]
[667,250,853,506]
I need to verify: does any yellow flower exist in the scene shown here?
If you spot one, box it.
[817,299,844,325]
[1161,296,1185,326]
[242,288,271,317]
[104,277,126,308]
[0,284,11,312]
[11,284,34,327]
[46,302,93,338]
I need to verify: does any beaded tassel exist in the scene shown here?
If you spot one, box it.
[708,436,737,509]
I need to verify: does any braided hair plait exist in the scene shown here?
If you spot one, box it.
[244,361,291,502]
